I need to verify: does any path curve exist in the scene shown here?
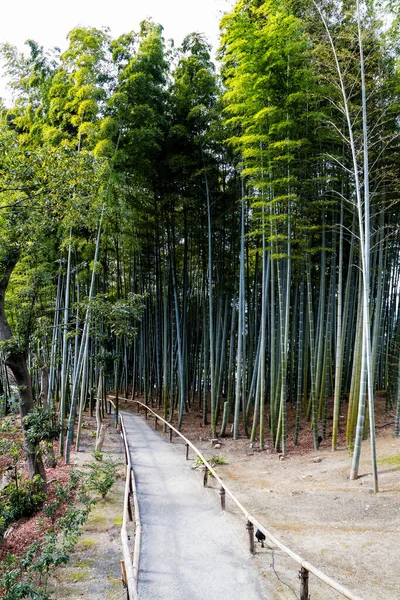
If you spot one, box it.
[122,411,268,600]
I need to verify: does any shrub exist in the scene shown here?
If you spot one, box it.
[1,504,93,599]
[0,475,46,538]
[7,393,20,415]
[84,458,117,499]
[23,408,59,451]
[192,454,226,472]
[0,470,95,598]
[0,395,5,418]
[91,449,103,461]
[43,502,58,526]
[42,472,82,528]
[0,418,12,433]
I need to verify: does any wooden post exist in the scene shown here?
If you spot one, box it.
[220,486,226,511]
[137,402,140,413]
[123,443,128,465]
[299,567,310,600]
[121,560,127,587]
[169,427,173,443]
[247,520,255,555]
[154,416,158,430]
[186,444,190,460]
[127,492,133,521]
[145,407,148,420]
[203,465,208,487]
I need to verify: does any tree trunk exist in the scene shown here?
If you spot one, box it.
[0,256,46,483]
[39,366,49,409]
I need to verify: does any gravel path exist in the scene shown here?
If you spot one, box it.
[122,411,268,600]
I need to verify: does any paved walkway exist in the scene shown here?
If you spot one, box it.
[122,411,267,600]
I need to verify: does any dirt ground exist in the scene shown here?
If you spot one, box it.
[118,398,399,600]
[42,398,400,600]
[205,433,400,600]
[48,415,127,600]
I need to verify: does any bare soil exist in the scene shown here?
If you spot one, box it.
[4,399,398,600]
[119,397,399,600]
[47,415,127,599]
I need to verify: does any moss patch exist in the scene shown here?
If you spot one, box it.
[377,454,400,467]
[79,537,98,549]
[86,514,108,527]
[70,568,89,581]
[75,559,93,568]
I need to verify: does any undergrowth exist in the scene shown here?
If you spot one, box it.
[192,454,227,474]
[0,471,95,600]
[377,454,400,467]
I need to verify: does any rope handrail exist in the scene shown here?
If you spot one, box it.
[110,396,365,600]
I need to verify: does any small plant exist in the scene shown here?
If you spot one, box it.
[23,408,59,451]
[7,393,20,415]
[0,470,94,598]
[91,449,103,461]
[0,418,12,432]
[212,454,227,466]
[0,439,15,455]
[192,454,227,474]
[0,475,46,538]
[21,407,60,471]
[1,503,93,599]
[68,469,80,491]
[84,458,118,499]
[0,439,22,484]
[43,502,58,526]
[42,473,83,529]
[0,395,6,417]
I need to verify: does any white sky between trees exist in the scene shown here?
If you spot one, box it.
[0,0,234,102]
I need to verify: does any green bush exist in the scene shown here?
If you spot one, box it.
[0,418,12,432]
[23,408,59,452]
[43,502,58,526]
[91,449,103,461]
[84,458,117,499]
[0,395,6,417]
[0,475,46,537]
[7,394,20,415]
[42,473,82,527]
[192,454,226,471]
[0,470,94,598]
[0,439,21,461]
[1,503,93,599]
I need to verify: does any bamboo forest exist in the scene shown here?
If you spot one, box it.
[1,0,400,521]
